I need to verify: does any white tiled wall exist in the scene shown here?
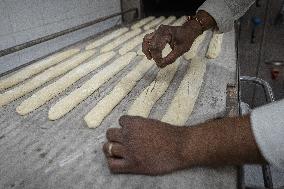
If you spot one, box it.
[0,0,121,74]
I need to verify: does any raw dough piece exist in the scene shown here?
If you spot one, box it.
[184,31,207,60]
[118,30,154,55]
[137,47,144,56]
[171,16,187,26]
[206,31,224,59]
[16,52,115,115]
[48,52,137,120]
[161,56,207,126]
[131,17,155,30]
[84,57,154,128]
[155,16,176,29]
[100,29,141,53]
[143,16,166,30]
[0,50,96,107]
[85,28,129,50]
[128,57,179,117]
[0,49,80,91]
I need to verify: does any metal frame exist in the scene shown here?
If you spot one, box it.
[0,8,138,58]
[240,76,274,189]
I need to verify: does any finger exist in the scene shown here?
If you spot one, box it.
[107,158,131,174]
[142,33,154,59]
[159,48,184,68]
[118,115,133,128]
[106,128,123,143]
[103,142,125,158]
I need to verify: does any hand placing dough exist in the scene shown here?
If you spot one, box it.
[103,115,189,175]
[142,20,203,68]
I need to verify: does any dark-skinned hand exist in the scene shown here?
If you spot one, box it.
[103,115,188,175]
[142,21,203,68]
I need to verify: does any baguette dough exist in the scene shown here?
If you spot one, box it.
[48,52,137,120]
[118,29,154,55]
[155,16,176,29]
[128,57,179,118]
[143,16,165,30]
[127,59,180,118]
[206,31,224,59]
[0,50,96,107]
[161,57,207,126]
[0,49,80,91]
[184,31,207,60]
[171,16,187,26]
[85,28,129,50]
[16,52,115,115]
[100,29,141,53]
[131,17,155,30]
[84,57,154,128]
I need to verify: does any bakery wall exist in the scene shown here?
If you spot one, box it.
[0,0,121,74]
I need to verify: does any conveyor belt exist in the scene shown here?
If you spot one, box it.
[0,17,238,189]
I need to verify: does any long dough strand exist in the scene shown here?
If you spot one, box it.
[161,57,207,126]
[184,31,207,60]
[118,29,154,55]
[206,31,224,59]
[155,16,176,29]
[128,59,179,118]
[84,57,154,128]
[48,52,137,120]
[143,16,165,30]
[85,28,129,50]
[100,29,141,53]
[0,50,96,107]
[16,52,116,115]
[0,49,80,91]
[131,17,155,29]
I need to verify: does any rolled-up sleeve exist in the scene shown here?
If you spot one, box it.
[250,99,284,169]
[198,0,255,32]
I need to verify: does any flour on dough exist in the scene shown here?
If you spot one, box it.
[0,49,80,91]
[206,30,223,59]
[161,56,207,126]
[85,28,129,50]
[0,50,96,107]
[131,17,155,30]
[84,57,154,128]
[100,29,141,53]
[16,52,115,115]
[48,52,137,120]
[143,16,166,30]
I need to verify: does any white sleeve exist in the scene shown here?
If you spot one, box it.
[250,99,284,169]
[198,0,255,32]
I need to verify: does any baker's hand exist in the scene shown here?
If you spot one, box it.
[142,21,203,68]
[103,115,188,175]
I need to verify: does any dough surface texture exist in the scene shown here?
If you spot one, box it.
[100,29,141,53]
[131,17,155,29]
[161,57,207,126]
[48,52,137,120]
[84,57,154,128]
[0,50,96,107]
[0,49,80,91]
[16,52,115,115]
[206,31,223,59]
